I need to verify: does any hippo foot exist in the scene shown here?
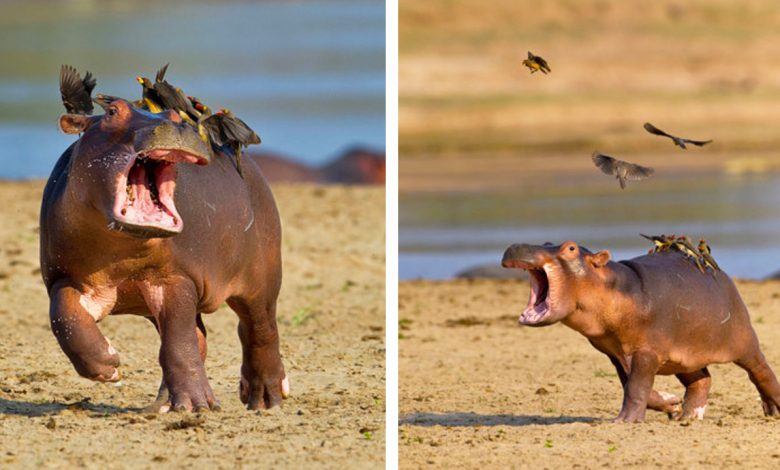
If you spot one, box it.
[143,378,221,413]
[675,405,707,421]
[166,378,220,412]
[73,336,121,383]
[761,399,780,417]
[240,372,289,410]
[612,406,647,423]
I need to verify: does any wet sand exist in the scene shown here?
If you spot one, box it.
[0,181,385,469]
[400,279,780,468]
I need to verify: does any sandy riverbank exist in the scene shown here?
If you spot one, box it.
[0,181,385,469]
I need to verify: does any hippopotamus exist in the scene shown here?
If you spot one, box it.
[248,146,385,185]
[501,241,780,423]
[40,99,288,411]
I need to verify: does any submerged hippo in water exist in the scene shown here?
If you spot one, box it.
[41,99,288,411]
[502,241,780,423]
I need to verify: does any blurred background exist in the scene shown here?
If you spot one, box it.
[0,0,385,180]
[400,0,780,280]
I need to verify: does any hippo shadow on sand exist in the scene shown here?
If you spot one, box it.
[0,397,138,417]
[400,412,595,427]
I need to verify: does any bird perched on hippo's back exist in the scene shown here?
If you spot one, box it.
[698,239,721,273]
[199,108,261,178]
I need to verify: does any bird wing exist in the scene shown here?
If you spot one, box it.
[222,116,261,146]
[202,115,227,145]
[536,56,550,72]
[155,63,169,83]
[682,138,712,147]
[527,51,534,60]
[155,82,191,112]
[60,65,94,115]
[643,122,673,138]
[623,162,655,180]
[591,152,617,175]
[82,71,96,95]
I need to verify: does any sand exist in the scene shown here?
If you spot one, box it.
[399,279,780,468]
[0,181,385,469]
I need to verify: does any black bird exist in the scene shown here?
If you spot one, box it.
[150,64,200,123]
[199,109,261,177]
[592,152,655,189]
[60,65,96,115]
[136,75,164,113]
[643,122,712,149]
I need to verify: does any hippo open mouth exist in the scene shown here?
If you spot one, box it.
[112,149,206,236]
[522,267,553,325]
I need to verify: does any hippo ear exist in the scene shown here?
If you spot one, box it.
[58,114,92,134]
[589,250,611,268]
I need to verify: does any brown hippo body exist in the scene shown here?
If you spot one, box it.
[41,100,288,412]
[502,241,780,422]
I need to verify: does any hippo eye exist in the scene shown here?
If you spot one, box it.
[107,107,118,117]
[568,246,575,252]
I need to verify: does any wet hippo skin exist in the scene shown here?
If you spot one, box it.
[502,241,780,423]
[40,100,289,411]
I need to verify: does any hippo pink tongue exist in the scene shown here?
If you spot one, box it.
[116,158,182,231]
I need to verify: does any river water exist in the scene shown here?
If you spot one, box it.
[0,0,385,179]
[400,171,780,280]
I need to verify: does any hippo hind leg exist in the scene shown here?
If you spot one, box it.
[49,281,121,382]
[735,351,780,416]
[227,295,288,410]
[674,368,711,420]
[145,314,212,413]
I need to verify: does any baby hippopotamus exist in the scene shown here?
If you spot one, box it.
[41,100,288,412]
[502,241,780,422]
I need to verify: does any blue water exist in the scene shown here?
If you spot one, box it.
[0,0,385,178]
[400,173,780,280]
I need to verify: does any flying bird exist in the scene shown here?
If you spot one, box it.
[643,122,712,149]
[591,152,655,189]
[60,65,96,115]
[522,51,551,75]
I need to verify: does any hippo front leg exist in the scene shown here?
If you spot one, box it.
[614,351,659,423]
[145,314,210,413]
[156,283,219,412]
[49,281,120,382]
